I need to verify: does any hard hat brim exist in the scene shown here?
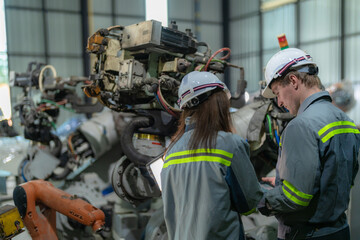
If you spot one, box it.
[262,84,276,98]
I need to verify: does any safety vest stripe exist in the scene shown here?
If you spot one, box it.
[321,128,360,143]
[165,148,233,161]
[282,184,312,206]
[279,136,282,147]
[282,180,313,206]
[319,124,358,138]
[282,187,310,207]
[241,208,256,216]
[163,155,231,168]
[318,121,357,136]
[165,152,232,162]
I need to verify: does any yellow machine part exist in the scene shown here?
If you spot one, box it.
[0,205,24,239]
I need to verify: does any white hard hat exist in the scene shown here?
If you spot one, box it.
[262,48,317,98]
[177,71,231,109]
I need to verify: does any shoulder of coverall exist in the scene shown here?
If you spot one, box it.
[280,91,333,146]
[283,90,353,147]
[167,129,249,158]
[297,91,332,115]
[218,131,249,151]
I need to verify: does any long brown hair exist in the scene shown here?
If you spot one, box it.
[170,90,233,151]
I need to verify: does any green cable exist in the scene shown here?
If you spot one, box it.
[266,114,273,140]
[50,121,57,130]
[40,99,75,113]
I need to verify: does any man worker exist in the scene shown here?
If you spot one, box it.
[258,47,360,240]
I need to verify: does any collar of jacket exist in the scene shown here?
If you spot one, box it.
[185,117,196,132]
[298,91,332,114]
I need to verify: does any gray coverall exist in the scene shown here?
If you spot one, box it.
[161,124,263,240]
[258,91,360,239]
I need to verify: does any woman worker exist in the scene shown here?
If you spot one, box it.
[161,71,263,240]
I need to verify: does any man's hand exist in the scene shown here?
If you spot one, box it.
[261,177,276,187]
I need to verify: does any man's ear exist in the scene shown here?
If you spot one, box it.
[289,74,299,89]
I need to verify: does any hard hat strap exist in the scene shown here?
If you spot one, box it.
[275,54,312,78]
[178,82,225,107]
[296,65,319,75]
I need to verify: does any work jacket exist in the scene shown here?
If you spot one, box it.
[259,91,360,239]
[161,124,263,240]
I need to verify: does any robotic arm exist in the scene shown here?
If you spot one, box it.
[12,180,105,240]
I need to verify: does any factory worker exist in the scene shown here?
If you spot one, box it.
[161,71,263,240]
[259,48,360,240]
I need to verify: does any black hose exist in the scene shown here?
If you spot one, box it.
[50,134,62,157]
[120,116,153,166]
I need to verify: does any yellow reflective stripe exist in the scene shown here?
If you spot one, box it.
[321,128,360,143]
[283,180,312,200]
[165,148,233,161]
[282,187,310,206]
[282,180,313,206]
[279,136,282,147]
[318,121,356,136]
[163,155,231,168]
[241,208,256,216]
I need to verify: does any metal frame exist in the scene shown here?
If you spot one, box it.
[222,0,230,87]
[340,0,344,80]
[81,0,90,77]
[41,0,49,63]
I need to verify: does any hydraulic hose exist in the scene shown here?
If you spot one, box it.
[50,133,62,157]
[120,116,153,166]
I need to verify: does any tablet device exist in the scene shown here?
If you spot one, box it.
[146,156,164,191]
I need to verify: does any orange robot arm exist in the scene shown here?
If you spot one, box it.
[13,180,105,240]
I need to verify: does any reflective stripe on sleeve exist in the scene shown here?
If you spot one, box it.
[318,121,360,143]
[282,180,313,206]
[163,148,233,168]
[241,208,256,216]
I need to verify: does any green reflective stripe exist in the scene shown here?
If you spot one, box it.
[241,208,256,216]
[165,148,233,161]
[166,152,232,162]
[279,136,282,147]
[282,180,313,206]
[318,121,356,136]
[163,155,231,168]
[321,128,360,143]
[282,187,310,206]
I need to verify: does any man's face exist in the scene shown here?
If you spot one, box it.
[271,80,300,115]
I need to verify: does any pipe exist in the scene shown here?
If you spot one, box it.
[120,117,153,166]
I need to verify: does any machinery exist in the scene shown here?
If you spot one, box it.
[0,205,24,239]
[10,62,103,144]
[84,20,245,113]
[12,180,105,240]
[9,63,119,183]
[326,81,356,113]
[7,63,134,239]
